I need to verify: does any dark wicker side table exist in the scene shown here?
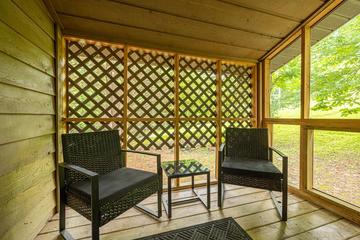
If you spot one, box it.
[161,159,211,218]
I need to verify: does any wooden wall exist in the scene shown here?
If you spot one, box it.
[0,0,57,239]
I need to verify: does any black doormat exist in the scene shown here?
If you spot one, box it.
[136,217,252,240]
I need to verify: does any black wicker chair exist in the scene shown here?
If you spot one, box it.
[59,130,162,240]
[217,128,288,221]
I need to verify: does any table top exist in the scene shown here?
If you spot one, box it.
[161,159,210,177]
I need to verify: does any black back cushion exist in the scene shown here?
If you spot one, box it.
[225,128,269,160]
[62,130,122,183]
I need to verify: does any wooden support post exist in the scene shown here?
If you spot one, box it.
[174,54,180,187]
[300,26,311,190]
[256,62,262,128]
[64,40,70,133]
[251,65,257,128]
[54,24,61,213]
[215,60,222,179]
[262,59,270,123]
[55,24,68,212]
[301,26,311,120]
[262,59,272,145]
[123,45,129,163]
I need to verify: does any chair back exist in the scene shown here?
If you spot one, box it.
[225,128,269,160]
[62,130,123,183]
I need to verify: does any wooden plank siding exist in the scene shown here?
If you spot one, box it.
[0,0,57,239]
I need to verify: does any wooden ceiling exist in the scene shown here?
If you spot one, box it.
[48,0,329,62]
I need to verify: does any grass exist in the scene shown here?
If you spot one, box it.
[271,108,360,207]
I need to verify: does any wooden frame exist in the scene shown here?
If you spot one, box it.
[260,0,360,225]
[300,25,311,191]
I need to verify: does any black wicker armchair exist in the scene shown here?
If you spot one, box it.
[217,128,288,221]
[59,130,162,240]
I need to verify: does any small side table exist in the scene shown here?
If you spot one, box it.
[161,159,210,218]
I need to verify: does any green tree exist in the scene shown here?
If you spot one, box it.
[271,14,360,117]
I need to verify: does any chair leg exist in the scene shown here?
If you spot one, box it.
[59,197,75,239]
[218,182,225,208]
[270,189,287,221]
[59,192,65,233]
[91,203,100,240]
[59,166,75,240]
[218,179,222,207]
[158,188,162,218]
[91,222,99,240]
[59,191,74,240]
[135,189,162,219]
[282,181,288,221]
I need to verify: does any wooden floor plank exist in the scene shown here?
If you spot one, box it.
[35,185,360,240]
[37,186,268,238]
[76,195,305,239]
[41,185,261,228]
[49,185,243,221]
[247,209,341,240]
[286,219,360,240]
[348,234,360,240]
[236,201,320,231]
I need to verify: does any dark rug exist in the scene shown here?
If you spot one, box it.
[136,217,252,240]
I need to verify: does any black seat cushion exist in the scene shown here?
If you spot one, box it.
[221,157,282,179]
[68,167,158,203]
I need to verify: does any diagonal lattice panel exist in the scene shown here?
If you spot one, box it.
[68,121,124,145]
[127,49,175,118]
[179,57,217,118]
[179,121,216,149]
[221,120,253,143]
[221,63,253,118]
[127,121,174,150]
[67,40,125,118]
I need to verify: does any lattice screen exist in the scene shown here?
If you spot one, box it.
[65,39,255,153]
[67,40,125,118]
[68,121,123,133]
[127,121,174,150]
[221,63,253,118]
[127,49,175,118]
[179,57,217,117]
[179,121,216,149]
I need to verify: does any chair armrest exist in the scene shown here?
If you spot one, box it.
[58,163,99,205]
[269,147,287,159]
[269,147,288,177]
[218,143,226,175]
[59,162,98,178]
[122,149,161,176]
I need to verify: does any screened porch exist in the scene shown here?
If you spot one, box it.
[0,0,359,239]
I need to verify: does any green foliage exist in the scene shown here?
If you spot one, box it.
[270,56,301,117]
[271,14,360,117]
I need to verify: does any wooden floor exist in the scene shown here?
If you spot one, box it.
[36,185,360,240]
